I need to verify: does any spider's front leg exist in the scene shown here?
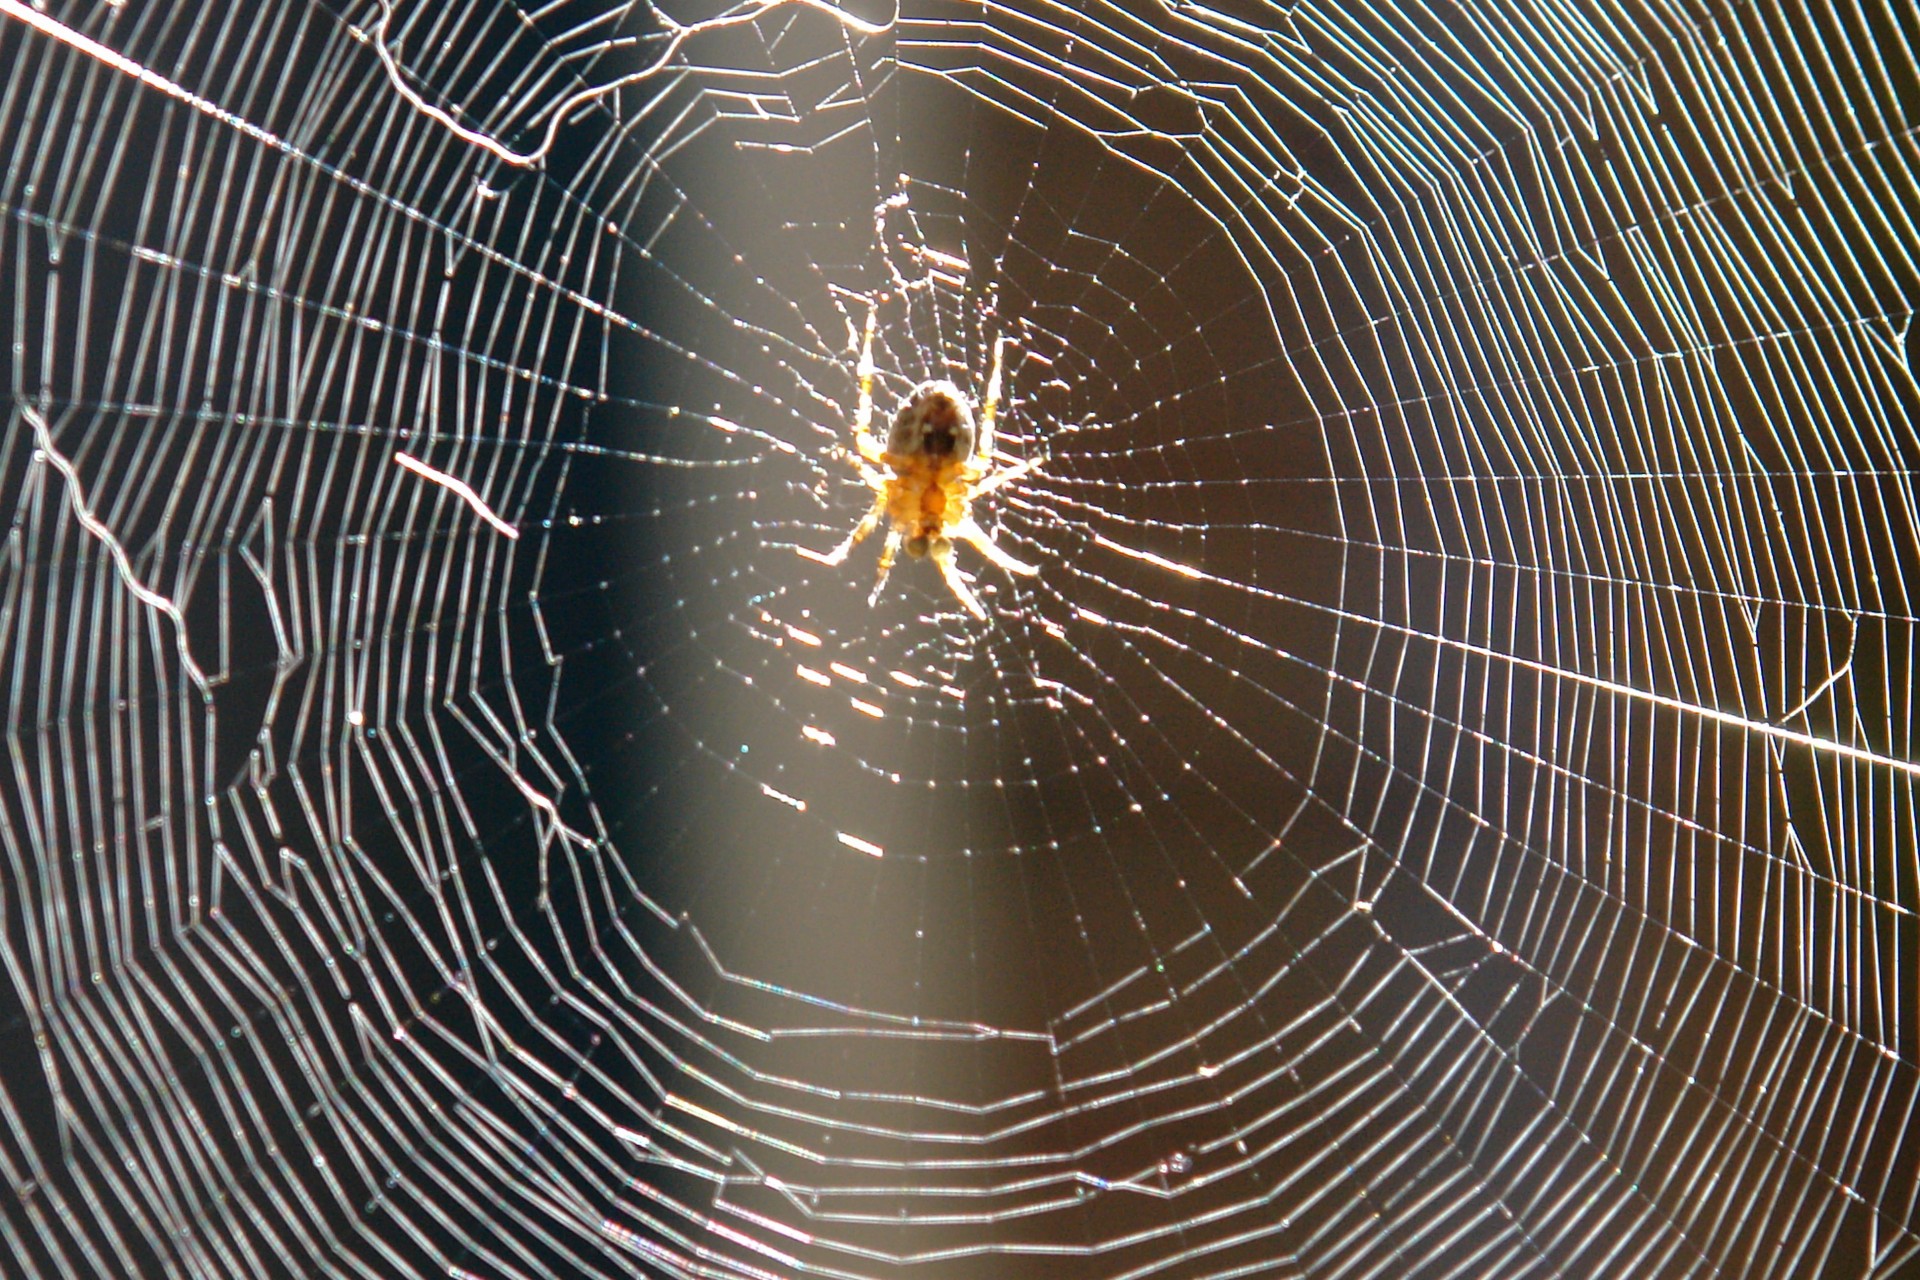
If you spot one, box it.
[966,333,1046,497]
[850,298,887,466]
[977,334,1005,465]
[799,297,893,566]
[969,452,1043,499]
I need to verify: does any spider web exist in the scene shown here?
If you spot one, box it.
[1,0,1917,1277]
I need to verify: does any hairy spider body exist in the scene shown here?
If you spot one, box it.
[799,303,1040,619]
[885,380,974,557]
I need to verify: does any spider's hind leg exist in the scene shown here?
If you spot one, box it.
[955,516,1037,577]
[867,529,905,607]
[799,492,886,566]
[931,539,989,620]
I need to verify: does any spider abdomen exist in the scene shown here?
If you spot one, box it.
[888,380,976,463]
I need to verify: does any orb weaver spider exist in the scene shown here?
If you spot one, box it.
[798,299,1041,619]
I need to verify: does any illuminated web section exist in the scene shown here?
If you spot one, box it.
[0,0,1916,1278]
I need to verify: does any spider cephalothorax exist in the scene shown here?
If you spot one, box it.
[799,301,1040,618]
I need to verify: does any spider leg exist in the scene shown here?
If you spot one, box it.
[977,334,1005,464]
[867,529,904,606]
[798,491,887,566]
[969,452,1042,499]
[852,298,886,466]
[931,539,989,620]
[955,515,1037,577]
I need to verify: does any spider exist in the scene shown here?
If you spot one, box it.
[799,300,1041,619]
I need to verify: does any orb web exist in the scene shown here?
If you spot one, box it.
[0,0,1917,1277]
